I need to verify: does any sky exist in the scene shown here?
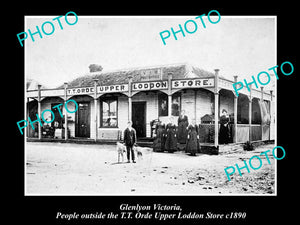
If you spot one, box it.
[25,15,276,88]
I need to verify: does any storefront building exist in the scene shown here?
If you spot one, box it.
[26,63,275,147]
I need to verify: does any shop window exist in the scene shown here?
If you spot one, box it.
[158,93,168,116]
[237,95,249,124]
[101,97,118,127]
[261,100,271,125]
[51,103,64,128]
[252,99,261,124]
[171,92,181,116]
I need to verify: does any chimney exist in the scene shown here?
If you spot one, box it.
[234,75,238,83]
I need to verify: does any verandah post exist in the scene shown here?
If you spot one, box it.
[128,75,133,122]
[214,69,219,147]
[167,72,173,117]
[64,82,68,140]
[93,79,99,141]
[37,84,42,140]
[260,86,264,141]
[248,84,252,143]
[233,75,238,143]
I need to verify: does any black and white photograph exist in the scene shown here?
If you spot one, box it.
[12,5,299,224]
[23,15,278,196]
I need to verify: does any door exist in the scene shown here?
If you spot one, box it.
[132,102,146,138]
[75,102,90,137]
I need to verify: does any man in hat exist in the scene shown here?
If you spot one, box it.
[123,121,137,163]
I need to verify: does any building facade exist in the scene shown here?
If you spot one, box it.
[26,63,275,147]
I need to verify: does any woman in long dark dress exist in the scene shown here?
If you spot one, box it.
[219,109,230,144]
[177,110,189,144]
[186,119,199,156]
[165,117,178,153]
[153,121,166,152]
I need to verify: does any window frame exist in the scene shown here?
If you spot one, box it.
[100,97,118,128]
[171,92,181,116]
[158,93,168,117]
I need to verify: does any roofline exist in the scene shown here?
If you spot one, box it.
[87,62,190,76]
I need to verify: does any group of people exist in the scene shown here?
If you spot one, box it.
[153,109,232,156]
[153,110,200,156]
[123,109,232,160]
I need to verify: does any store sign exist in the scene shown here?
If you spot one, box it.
[98,84,128,93]
[139,68,162,81]
[132,81,168,91]
[67,87,95,95]
[67,84,129,95]
[172,78,214,89]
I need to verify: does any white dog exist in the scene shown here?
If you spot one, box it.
[133,145,143,160]
[117,142,145,163]
[116,142,126,163]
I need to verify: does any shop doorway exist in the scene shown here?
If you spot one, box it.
[132,102,146,138]
[75,102,90,138]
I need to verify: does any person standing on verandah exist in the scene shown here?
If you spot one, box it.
[153,120,166,152]
[177,110,189,144]
[123,121,137,163]
[219,109,230,144]
[186,119,199,156]
[165,117,178,153]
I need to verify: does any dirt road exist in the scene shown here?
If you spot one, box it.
[26,142,275,195]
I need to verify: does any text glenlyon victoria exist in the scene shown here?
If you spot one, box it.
[120,203,182,211]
